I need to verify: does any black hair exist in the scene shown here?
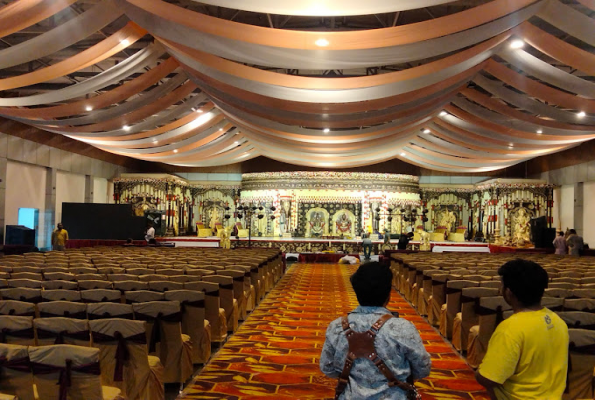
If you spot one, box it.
[407,232,415,238]
[558,231,564,236]
[350,262,393,306]
[569,229,577,234]
[498,259,549,307]
[126,238,133,243]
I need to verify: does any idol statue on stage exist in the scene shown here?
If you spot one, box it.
[439,210,457,235]
[336,212,352,236]
[309,211,325,237]
[513,208,531,247]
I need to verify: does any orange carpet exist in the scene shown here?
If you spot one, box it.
[178,263,489,399]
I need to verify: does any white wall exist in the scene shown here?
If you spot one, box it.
[92,177,108,203]
[56,171,85,225]
[5,161,47,247]
[583,182,595,247]
[559,185,574,233]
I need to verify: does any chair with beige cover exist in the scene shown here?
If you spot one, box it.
[466,296,512,368]
[0,343,35,400]
[90,319,164,400]
[138,274,171,282]
[0,288,42,303]
[564,329,595,400]
[81,289,122,303]
[108,274,139,282]
[29,344,123,400]
[113,281,149,293]
[78,280,113,290]
[87,303,134,320]
[0,300,36,317]
[202,275,239,333]
[557,311,595,330]
[124,291,164,304]
[132,301,193,384]
[164,290,211,364]
[148,281,184,292]
[69,267,98,275]
[0,280,7,290]
[439,280,479,340]
[184,281,228,342]
[7,279,43,289]
[38,301,87,319]
[42,280,79,290]
[236,264,262,306]
[34,317,91,346]
[43,272,76,281]
[428,272,451,326]
[41,289,82,303]
[0,316,35,345]
[219,269,249,320]
[76,274,107,281]
[451,287,499,352]
[10,272,42,281]
[564,298,595,312]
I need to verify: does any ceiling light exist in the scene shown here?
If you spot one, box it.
[219,128,223,131]
[510,39,524,49]
[439,111,448,116]
[508,143,513,147]
[153,140,158,144]
[120,39,130,46]
[423,129,431,134]
[85,106,92,112]
[400,152,406,156]
[323,128,330,133]
[536,129,543,134]
[196,109,203,113]
[235,132,239,135]
[123,125,130,131]
[173,149,178,153]
[508,146,514,150]
[577,111,586,118]
[234,141,239,145]
[315,39,329,47]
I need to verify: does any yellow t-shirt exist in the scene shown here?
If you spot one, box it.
[478,308,569,400]
[52,229,69,246]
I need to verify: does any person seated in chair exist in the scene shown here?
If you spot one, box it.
[320,262,431,399]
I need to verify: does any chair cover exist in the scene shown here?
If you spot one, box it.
[0,316,35,346]
[0,300,36,317]
[132,301,193,383]
[0,288,42,303]
[43,272,76,281]
[564,298,595,312]
[78,280,113,290]
[28,344,123,400]
[153,269,185,276]
[184,281,227,342]
[41,290,82,303]
[467,296,511,368]
[69,267,98,275]
[81,289,122,303]
[138,274,171,282]
[125,268,155,276]
[428,274,450,327]
[202,275,240,333]
[148,281,184,292]
[571,288,595,299]
[451,287,499,352]
[34,317,91,346]
[439,280,479,340]
[76,274,107,281]
[7,279,43,289]
[564,329,595,400]
[124,291,164,304]
[0,343,35,400]
[164,290,211,364]
[0,278,8,289]
[113,281,149,292]
[90,319,164,400]
[10,272,43,281]
[38,301,87,319]
[557,311,595,330]
[42,280,78,291]
[87,303,134,320]
[108,275,139,282]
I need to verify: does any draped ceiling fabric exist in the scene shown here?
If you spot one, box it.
[0,0,593,172]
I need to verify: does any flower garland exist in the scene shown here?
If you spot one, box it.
[242,171,419,183]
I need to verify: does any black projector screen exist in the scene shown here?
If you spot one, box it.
[61,203,146,240]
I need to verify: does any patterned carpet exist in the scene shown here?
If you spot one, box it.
[178,263,489,400]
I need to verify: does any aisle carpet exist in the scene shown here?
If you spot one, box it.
[178,263,489,399]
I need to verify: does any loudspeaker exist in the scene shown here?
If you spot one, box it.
[531,226,556,248]
[5,225,35,246]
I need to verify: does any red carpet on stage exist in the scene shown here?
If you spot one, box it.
[178,263,489,399]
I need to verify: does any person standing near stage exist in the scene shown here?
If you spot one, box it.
[145,222,155,243]
[320,262,431,399]
[475,259,569,399]
[397,232,414,250]
[361,233,373,261]
[566,229,584,256]
[552,230,567,255]
[51,223,69,251]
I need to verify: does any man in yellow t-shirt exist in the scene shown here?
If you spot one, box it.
[475,259,569,400]
[51,223,69,251]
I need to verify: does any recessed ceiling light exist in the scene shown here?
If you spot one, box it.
[323,128,330,133]
[577,111,586,118]
[235,132,239,135]
[85,106,92,112]
[120,39,130,46]
[508,143,513,147]
[510,39,524,49]
[508,146,514,150]
[400,152,406,156]
[536,129,543,134]
[315,39,329,47]
[219,128,223,131]
[439,111,448,116]
[423,129,431,134]
[123,125,130,131]
[173,149,178,153]
[196,109,203,113]
[153,140,158,144]
[234,141,238,145]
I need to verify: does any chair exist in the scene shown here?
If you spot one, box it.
[0,316,35,345]
[132,301,193,384]
[451,287,499,352]
[148,281,184,292]
[108,274,139,282]
[219,269,249,320]
[571,288,595,299]
[0,343,35,400]
[90,319,164,400]
[202,275,240,333]
[564,298,595,312]
[138,274,171,282]
[29,344,123,400]
[76,274,107,281]
[69,267,98,275]
[78,280,113,290]
[439,280,479,340]
[43,272,76,281]
[0,300,36,317]
[10,272,42,281]
[557,311,595,330]
[428,273,451,326]
[41,290,82,303]
[124,291,164,304]
[184,281,228,342]
[0,288,42,303]
[81,289,122,303]
[113,281,149,292]
[7,279,43,289]
[87,303,133,320]
[564,329,595,400]
[42,280,79,290]
[34,317,91,346]
[38,301,87,319]
[164,290,211,364]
